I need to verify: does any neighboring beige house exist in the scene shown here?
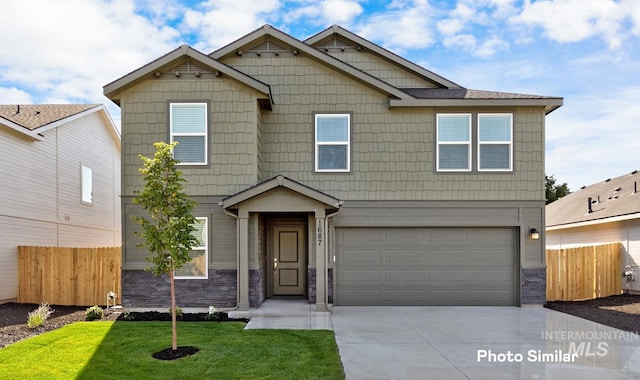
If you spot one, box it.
[546,170,640,293]
[0,104,121,303]
[104,25,562,311]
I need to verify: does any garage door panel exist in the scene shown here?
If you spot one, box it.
[428,249,467,263]
[342,249,381,263]
[336,227,517,306]
[341,229,383,243]
[340,289,381,304]
[384,270,424,283]
[383,249,424,263]
[383,289,424,304]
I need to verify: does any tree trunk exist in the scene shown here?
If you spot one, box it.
[170,266,177,351]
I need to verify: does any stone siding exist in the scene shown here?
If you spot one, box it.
[521,268,546,304]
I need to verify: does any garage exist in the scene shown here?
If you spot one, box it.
[334,227,518,306]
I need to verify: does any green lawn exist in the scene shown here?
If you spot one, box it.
[0,322,344,380]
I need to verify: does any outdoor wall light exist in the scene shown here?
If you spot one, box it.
[530,227,540,240]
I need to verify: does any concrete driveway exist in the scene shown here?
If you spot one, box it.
[331,306,640,380]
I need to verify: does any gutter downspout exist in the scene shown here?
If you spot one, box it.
[218,205,240,312]
[324,201,344,309]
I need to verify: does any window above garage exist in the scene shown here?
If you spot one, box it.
[437,113,513,173]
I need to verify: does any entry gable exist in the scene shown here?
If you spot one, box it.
[221,175,342,211]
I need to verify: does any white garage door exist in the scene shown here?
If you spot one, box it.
[335,227,517,306]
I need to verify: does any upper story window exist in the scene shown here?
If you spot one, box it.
[170,103,207,165]
[315,114,350,172]
[437,114,471,171]
[81,164,93,205]
[478,114,512,171]
[175,217,208,279]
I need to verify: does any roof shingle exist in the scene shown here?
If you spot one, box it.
[0,104,99,131]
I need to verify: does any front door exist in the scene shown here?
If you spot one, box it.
[273,225,306,296]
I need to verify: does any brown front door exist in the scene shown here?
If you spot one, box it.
[273,226,306,296]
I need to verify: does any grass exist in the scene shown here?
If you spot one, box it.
[0,322,344,380]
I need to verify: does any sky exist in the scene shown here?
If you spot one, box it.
[0,0,639,191]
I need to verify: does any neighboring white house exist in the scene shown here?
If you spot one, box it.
[546,169,640,293]
[0,104,121,303]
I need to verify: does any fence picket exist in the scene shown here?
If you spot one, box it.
[17,246,121,306]
[546,243,622,301]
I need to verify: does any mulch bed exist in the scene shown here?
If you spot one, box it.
[544,293,640,334]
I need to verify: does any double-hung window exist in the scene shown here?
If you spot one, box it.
[437,114,471,171]
[175,217,208,279]
[170,103,207,165]
[315,114,350,172]
[478,114,512,171]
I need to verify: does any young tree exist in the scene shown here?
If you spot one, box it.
[132,141,198,351]
[545,175,570,204]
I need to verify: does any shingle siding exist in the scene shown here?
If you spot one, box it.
[219,55,545,201]
[120,78,262,197]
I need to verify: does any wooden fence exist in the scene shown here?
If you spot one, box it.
[546,242,622,301]
[18,246,121,306]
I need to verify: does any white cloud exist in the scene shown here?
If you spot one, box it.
[546,87,640,190]
[515,0,629,49]
[282,0,363,29]
[436,0,517,57]
[182,0,281,52]
[0,0,180,106]
[0,87,33,104]
[356,0,435,52]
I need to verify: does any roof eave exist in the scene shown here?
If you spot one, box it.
[0,117,43,140]
[390,97,563,112]
[305,25,462,89]
[546,212,640,231]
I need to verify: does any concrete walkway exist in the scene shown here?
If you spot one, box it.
[237,301,640,379]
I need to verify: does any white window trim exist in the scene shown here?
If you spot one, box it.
[175,217,208,280]
[436,113,472,172]
[170,103,208,166]
[81,164,93,205]
[315,113,351,172]
[477,113,513,172]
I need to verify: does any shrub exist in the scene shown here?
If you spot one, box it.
[85,306,104,321]
[26,303,55,329]
[168,306,183,318]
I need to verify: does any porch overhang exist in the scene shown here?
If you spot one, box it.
[220,175,342,210]
[219,175,341,312]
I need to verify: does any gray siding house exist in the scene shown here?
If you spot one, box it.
[104,25,562,311]
[546,170,640,293]
[0,104,121,303]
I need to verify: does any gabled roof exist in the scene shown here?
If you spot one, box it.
[221,175,341,209]
[304,24,461,89]
[104,45,272,108]
[546,170,640,229]
[0,104,119,141]
[210,24,562,112]
[209,25,411,100]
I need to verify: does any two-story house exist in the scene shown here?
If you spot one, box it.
[0,104,121,304]
[104,25,562,311]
